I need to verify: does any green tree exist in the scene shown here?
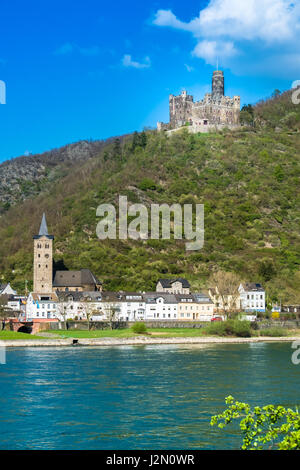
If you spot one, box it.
[211,396,300,450]
[0,295,10,330]
[258,259,276,282]
[240,104,254,126]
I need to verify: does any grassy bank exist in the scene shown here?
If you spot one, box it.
[0,331,48,340]
[48,328,214,339]
[47,323,300,339]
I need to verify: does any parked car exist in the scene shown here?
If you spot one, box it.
[211,316,223,322]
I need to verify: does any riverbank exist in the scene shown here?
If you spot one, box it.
[2,335,300,347]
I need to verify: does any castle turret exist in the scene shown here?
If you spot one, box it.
[33,213,54,293]
[212,70,224,101]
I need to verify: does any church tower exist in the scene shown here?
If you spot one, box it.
[33,213,54,293]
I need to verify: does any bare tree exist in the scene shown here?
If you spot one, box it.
[0,295,10,330]
[210,271,241,318]
[80,298,97,330]
[56,299,69,329]
[102,303,118,330]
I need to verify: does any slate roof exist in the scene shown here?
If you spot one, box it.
[144,292,178,304]
[57,291,102,302]
[157,278,191,288]
[33,213,54,240]
[53,269,101,288]
[31,292,58,302]
[241,283,264,292]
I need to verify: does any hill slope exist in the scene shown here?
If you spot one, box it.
[1,90,300,303]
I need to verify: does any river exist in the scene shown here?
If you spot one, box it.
[0,342,299,449]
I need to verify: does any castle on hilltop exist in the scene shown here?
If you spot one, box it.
[157,70,240,133]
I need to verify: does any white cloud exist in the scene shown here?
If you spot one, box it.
[122,54,151,69]
[192,40,238,62]
[153,0,300,77]
[54,43,74,55]
[54,43,100,57]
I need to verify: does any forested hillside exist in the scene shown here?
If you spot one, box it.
[0,89,300,302]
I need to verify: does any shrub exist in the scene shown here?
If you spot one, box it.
[131,322,147,334]
[138,178,157,191]
[232,320,252,337]
[203,320,252,337]
[260,328,288,337]
[204,322,227,336]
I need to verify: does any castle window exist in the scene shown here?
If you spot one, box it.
[45,244,49,249]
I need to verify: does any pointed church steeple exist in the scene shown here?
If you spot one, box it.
[33,213,54,293]
[39,213,48,236]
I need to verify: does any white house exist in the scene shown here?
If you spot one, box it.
[117,293,146,321]
[144,293,178,320]
[26,292,59,320]
[0,283,17,296]
[56,291,103,321]
[238,283,266,313]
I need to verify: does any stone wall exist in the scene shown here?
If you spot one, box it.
[49,320,210,330]
[257,320,300,330]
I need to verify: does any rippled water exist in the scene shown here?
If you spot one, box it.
[0,342,299,449]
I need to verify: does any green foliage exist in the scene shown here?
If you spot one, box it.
[259,328,288,337]
[138,178,157,191]
[258,259,276,282]
[131,322,147,334]
[211,396,300,450]
[203,320,252,337]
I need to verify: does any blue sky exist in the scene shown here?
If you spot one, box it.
[0,0,299,162]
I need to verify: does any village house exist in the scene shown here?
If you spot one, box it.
[56,291,103,321]
[176,293,215,321]
[208,287,241,313]
[238,283,266,313]
[156,278,190,295]
[144,293,178,320]
[25,292,59,320]
[117,292,146,322]
[0,283,17,296]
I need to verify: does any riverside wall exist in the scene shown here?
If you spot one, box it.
[47,320,300,331]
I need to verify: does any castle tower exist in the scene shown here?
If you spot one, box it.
[33,213,54,293]
[212,70,224,101]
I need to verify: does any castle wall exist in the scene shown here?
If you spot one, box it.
[169,91,193,128]
[158,71,240,132]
